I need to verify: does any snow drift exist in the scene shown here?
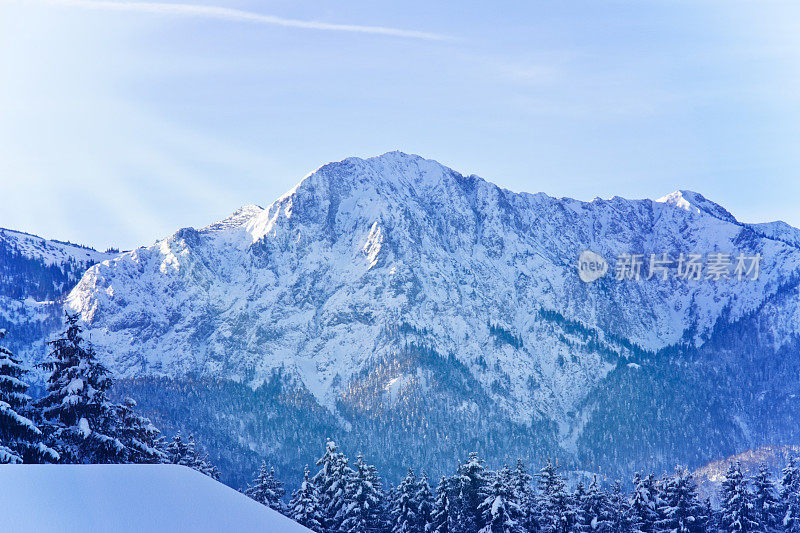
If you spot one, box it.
[0,464,310,532]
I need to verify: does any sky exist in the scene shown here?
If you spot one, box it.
[2,0,800,251]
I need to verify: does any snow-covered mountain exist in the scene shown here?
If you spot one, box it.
[8,151,800,484]
[0,228,115,361]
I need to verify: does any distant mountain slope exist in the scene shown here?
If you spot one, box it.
[0,228,114,362]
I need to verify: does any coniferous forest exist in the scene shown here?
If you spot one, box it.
[4,315,800,532]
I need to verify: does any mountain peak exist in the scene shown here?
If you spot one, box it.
[655,189,737,223]
[202,204,265,233]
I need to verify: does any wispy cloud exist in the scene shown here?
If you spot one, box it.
[34,0,450,40]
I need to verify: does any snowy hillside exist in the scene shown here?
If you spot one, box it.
[0,228,115,363]
[0,464,310,532]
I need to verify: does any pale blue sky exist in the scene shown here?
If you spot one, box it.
[2,0,800,251]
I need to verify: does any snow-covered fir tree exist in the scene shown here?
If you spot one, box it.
[537,460,575,533]
[37,313,124,464]
[630,472,660,533]
[478,464,523,533]
[392,468,422,533]
[720,462,758,532]
[781,455,800,532]
[166,432,220,480]
[581,476,612,532]
[655,468,707,533]
[245,462,286,513]
[289,466,324,533]
[417,472,434,531]
[114,397,166,464]
[431,475,458,533]
[340,453,385,533]
[573,481,588,529]
[312,439,352,532]
[0,328,58,464]
[455,452,490,533]
[511,459,537,533]
[752,463,781,532]
[607,480,633,533]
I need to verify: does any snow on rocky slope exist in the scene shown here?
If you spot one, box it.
[0,228,115,362]
[64,152,800,435]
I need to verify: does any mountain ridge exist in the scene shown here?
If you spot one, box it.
[6,151,800,483]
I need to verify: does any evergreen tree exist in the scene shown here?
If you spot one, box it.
[752,463,781,532]
[655,468,707,533]
[417,472,434,532]
[166,432,219,479]
[781,455,800,532]
[608,480,633,533]
[630,473,660,533]
[478,464,523,533]
[431,475,459,533]
[0,328,58,464]
[573,481,588,531]
[114,397,166,464]
[582,476,612,532]
[340,454,385,533]
[537,460,575,533]
[393,468,421,533]
[511,459,537,532]
[289,466,324,533]
[455,452,490,533]
[37,313,124,464]
[312,439,352,533]
[720,462,758,532]
[704,498,719,532]
[245,462,286,513]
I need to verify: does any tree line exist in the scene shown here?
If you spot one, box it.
[245,441,800,532]
[5,314,800,532]
[0,313,219,478]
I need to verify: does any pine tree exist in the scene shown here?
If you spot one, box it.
[655,468,707,533]
[417,472,434,531]
[720,462,758,532]
[340,454,384,533]
[431,475,459,533]
[289,466,324,533]
[0,328,58,464]
[573,481,588,531]
[537,460,575,533]
[630,473,660,533]
[393,468,421,533]
[582,476,612,532]
[608,480,633,533]
[752,463,781,532]
[312,439,352,533]
[704,498,719,532]
[37,313,124,464]
[478,464,523,533]
[114,397,166,464]
[166,432,219,479]
[455,452,490,532]
[781,455,800,532]
[511,459,537,532]
[245,462,286,513]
